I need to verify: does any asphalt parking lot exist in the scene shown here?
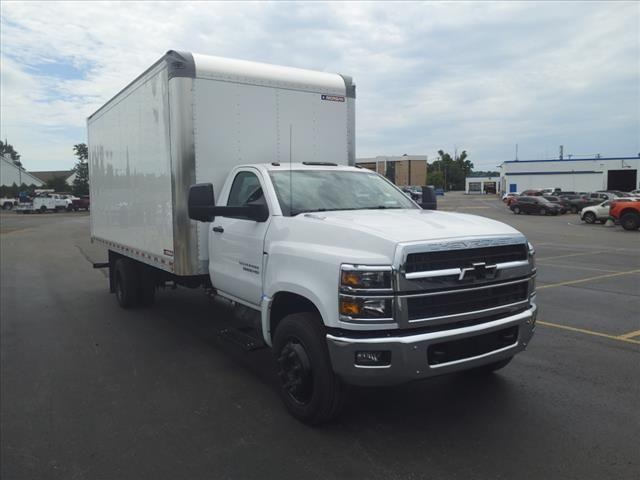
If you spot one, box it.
[1,196,639,480]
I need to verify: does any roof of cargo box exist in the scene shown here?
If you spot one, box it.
[190,53,354,97]
[88,50,354,120]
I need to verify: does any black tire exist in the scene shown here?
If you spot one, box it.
[138,266,156,307]
[467,356,513,374]
[273,312,345,425]
[620,212,640,231]
[583,211,596,224]
[512,206,521,214]
[39,205,47,213]
[114,258,140,308]
[3,203,13,210]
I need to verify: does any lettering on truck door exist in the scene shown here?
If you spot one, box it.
[209,169,271,306]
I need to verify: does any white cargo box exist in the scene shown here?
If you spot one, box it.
[88,51,355,276]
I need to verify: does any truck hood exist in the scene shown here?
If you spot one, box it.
[302,209,523,243]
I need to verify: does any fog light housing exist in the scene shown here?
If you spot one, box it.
[355,351,391,367]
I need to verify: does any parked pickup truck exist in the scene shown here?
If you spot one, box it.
[1,197,18,210]
[16,193,72,213]
[71,195,90,211]
[89,51,537,424]
[609,198,640,230]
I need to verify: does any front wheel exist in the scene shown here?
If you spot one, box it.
[620,212,640,231]
[539,208,547,216]
[583,211,596,224]
[512,206,521,214]
[273,312,345,425]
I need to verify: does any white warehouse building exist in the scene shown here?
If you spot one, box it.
[499,156,640,194]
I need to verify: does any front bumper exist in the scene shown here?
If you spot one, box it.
[326,304,537,386]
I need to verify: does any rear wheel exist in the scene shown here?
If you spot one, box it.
[620,212,640,231]
[114,258,140,308]
[583,211,596,224]
[138,266,156,307]
[273,312,345,425]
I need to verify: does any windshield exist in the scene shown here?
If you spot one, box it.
[269,170,418,216]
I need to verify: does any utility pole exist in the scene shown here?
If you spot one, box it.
[515,144,519,161]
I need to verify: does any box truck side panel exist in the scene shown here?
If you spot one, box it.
[89,64,175,272]
[192,78,349,265]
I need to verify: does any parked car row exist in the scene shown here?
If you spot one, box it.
[580,197,640,230]
[504,189,640,215]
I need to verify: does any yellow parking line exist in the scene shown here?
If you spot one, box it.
[618,330,640,340]
[537,250,604,261]
[537,269,640,290]
[538,321,640,345]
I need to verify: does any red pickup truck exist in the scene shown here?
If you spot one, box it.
[609,198,640,230]
[71,195,90,211]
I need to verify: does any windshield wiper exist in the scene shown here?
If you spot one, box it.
[291,208,358,216]
[355,206,404,210]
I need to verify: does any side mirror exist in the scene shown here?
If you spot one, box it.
[188,183,270,223]
[420,186,437,210]
[188,183,215,222]
[246,203,269,222]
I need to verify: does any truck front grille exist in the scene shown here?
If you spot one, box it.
[406,280,529,320]
[427,326,519,365]
[405,244,528,273]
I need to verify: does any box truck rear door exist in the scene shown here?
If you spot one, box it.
[209,170,271,306]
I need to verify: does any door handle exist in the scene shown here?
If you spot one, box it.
[212,226,224,233]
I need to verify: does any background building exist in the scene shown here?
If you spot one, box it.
[0,154,44,187]
[465,174,499,194]
[30,170,76,186]
[499,155,639,193]
[356,155,428,186]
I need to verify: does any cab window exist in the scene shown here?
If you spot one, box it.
[227,172,266,207]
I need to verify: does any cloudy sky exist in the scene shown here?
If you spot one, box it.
[1,1,638,171]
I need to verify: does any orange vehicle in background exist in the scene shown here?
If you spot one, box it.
[609,198,640,230]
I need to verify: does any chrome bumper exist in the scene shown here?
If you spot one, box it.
[326,304,537,386]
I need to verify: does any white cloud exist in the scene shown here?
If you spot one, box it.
[0,1,638,171]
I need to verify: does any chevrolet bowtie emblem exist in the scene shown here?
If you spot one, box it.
[459,262,497,281]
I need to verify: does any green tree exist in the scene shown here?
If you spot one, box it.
[0,140,21,166]
[428,171,444,188]
[72,143,89,195]
[427,149,474,190]
[46,176,69,192]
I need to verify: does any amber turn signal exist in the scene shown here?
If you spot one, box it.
[339,298,362,316]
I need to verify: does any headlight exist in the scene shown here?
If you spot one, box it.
[528,242,536,269]
[340,265,392,291]
[339,265,394,321]
[339,296,393,319]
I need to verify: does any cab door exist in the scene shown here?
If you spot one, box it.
[209,169,271,307]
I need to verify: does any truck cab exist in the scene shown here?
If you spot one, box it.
[188,162,537,423]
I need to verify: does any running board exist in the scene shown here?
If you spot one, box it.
[219,327,267,352]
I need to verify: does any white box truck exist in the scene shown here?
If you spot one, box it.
[89,51,537,424]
